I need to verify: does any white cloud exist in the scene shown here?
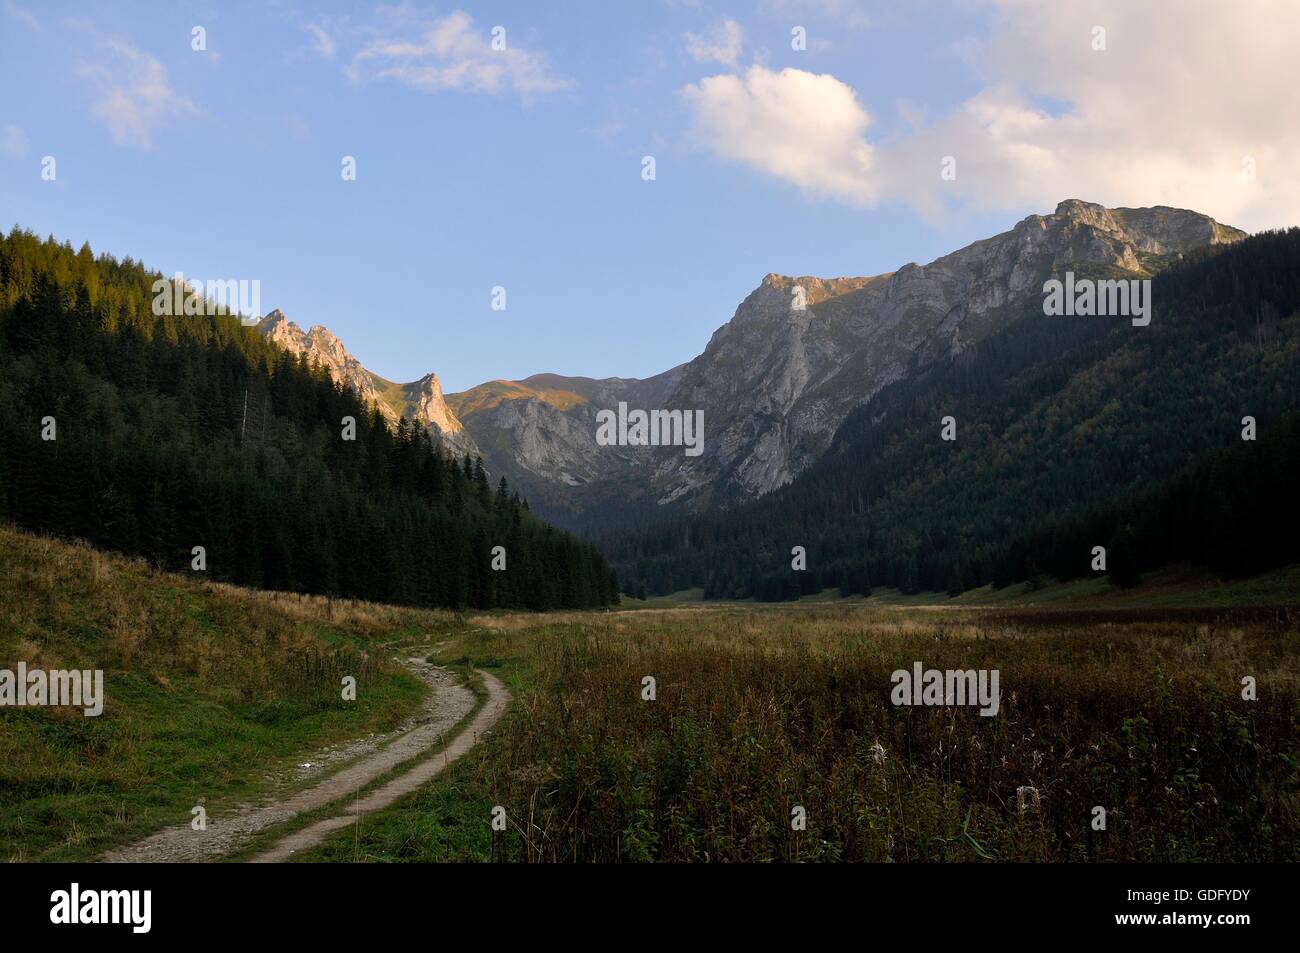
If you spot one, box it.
[1,124,29,157]
[683,0,1300,230]
[346,10,569,97]
[4,2,40,32]
[682,66,876,207]
[305,24,335,58]
[685,19,743,68]
[86,39,198,149]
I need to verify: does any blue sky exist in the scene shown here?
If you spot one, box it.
[2,1,1293,391]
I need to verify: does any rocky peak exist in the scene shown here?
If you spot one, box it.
[623,199,1249,509]
[1012,199,1245,267]
[410,372,466,439]
[245,200,1249,529]
[257,309,302,347]
[1051,197,1111,225]
[257,312,366,383]
[756,273,880,310]
[253,310,475,457]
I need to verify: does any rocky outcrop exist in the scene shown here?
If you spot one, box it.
[558,199,1246,513]
[256,201,1246,528]
[255,311,476,457]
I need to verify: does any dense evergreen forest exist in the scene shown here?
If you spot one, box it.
[605,229,1300,599]
[0,228,619,609]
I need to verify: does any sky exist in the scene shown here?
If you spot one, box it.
[2,1,1296,392]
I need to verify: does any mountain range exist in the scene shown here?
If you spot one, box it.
[256,200,1247,532]
[0,227,620,610]
[602,223,1300,598]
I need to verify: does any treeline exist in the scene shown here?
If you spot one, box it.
[604,229,1300,599]
[993,411,1300,589]
[0,228,619,609]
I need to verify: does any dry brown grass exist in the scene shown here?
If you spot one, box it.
[0,525,454,861]
[433,603,1300,862]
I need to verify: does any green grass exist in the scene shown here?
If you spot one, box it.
[0,525,458,862]
[632,562,1300,611]
[781,564,1300,609]
[287,623,539,863]
[297,601,1300,863]
[635,587,706,607]
[8,520,1298,864]
[223,666,490,863]
[944,564,1300,608]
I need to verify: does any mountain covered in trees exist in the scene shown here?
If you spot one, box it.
[227,201,1247,534]
[0,227,619,609]
[602,228,1300,599]
[4,210,1291,611]
[455,202,1246,532]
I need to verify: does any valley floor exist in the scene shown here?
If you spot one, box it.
[628,563,1300,610]
[300,597,1300,863]
[103,659,481,863]
[3,524,1297,863]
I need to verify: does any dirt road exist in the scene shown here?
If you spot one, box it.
[103,661,506,863]
[248,668,509,862]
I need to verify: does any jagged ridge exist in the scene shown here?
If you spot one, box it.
[255,201,1245,528]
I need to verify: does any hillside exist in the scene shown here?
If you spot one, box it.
[604,229,1300,598]
[464,201,1246,528]
[0,228,618,610]
[0,522,457,861]
[234,202,1246,533]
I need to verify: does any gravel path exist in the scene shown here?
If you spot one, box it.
[247,669,509,862]
[102,659,480,863]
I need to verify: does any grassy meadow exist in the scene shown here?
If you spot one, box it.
[0,525,458,862]
[3,522,1297,864]
[304,602,1300,863]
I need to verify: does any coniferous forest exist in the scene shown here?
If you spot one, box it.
[603,229,1300,599]
[0,228,619,609]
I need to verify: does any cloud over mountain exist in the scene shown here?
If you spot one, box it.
[682,0,1299,231]
[682,66,877,207]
